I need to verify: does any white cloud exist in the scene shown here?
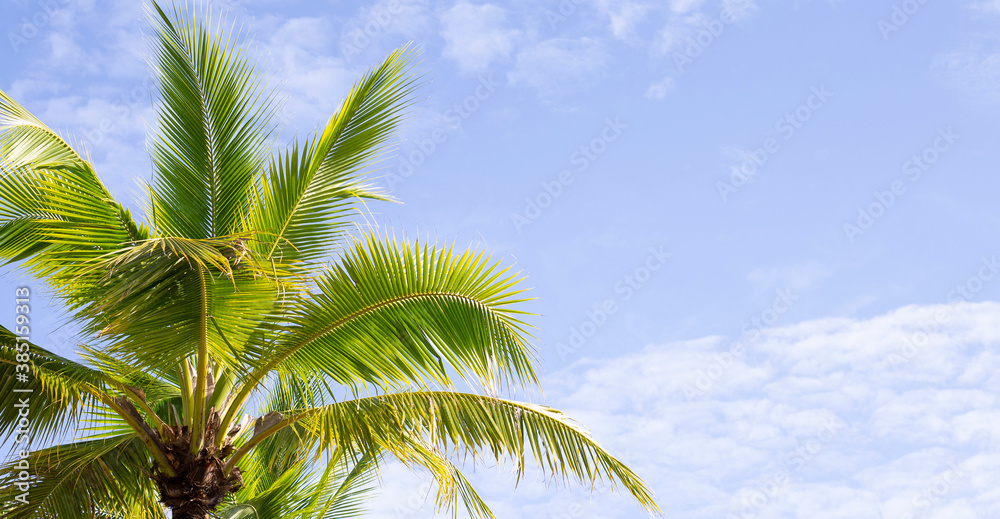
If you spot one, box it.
[722,0,759,22]
[645,76,675,100]
[969,0,1000,14]
[338,0,432,63]
[260,17,358,135]
[15,0,146,78]
[935,46,1000,105]
[525,301,1000,517]
[271,16,336,54]
[655,0,758,56]
[440,2,520,73]
[595,0,654,40]
[670,0,707,14]
[45,33,101,74]
[655,13,708,56]
[508,38,608,98]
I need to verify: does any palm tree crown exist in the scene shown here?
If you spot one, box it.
[0,2,661,518]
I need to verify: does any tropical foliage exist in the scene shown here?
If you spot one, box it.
[0,2,661,518]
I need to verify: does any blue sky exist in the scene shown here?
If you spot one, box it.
[4,0,1000,517]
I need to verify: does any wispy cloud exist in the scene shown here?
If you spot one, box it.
[645,76,675,99]
[935,45,1000,105]
[595,0,655,40]
[261,16,358,130]
[440,2,520,73]
[536,301,1000,517]
[508,37,608,99]
[968,0,1000,14]
[669,0,708,14]
[337,0,432,63]
[363,301,1000,518]
[655,0,757,56]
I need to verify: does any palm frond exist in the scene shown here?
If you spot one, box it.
[235,374,325,496]
[221,449,380,519]
[0,90,146,294]
[398,437,497,519]
[0,434,162,519]
[308,449,381,519]
[146,0,279,239]
[237,234,537,406]
[70,236,282,378]
[243,45,419,273]
[301,391,661,516]
[0,325,105,445]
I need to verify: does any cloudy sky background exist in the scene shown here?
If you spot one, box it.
[4,0,1000,517]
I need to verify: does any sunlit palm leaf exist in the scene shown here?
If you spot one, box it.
[243,46,418,274]
[397,436,497,519]
[146,1,279,239]
[0,434,162,519]
[222,434,380,519]
[308,450,381,519]
[0,91,146,301]
[300,391,660,517]
[244,234,537,399]
[0,326,105,445]
[68,236,284,379]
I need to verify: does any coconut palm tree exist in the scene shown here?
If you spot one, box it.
[0,2,661,518]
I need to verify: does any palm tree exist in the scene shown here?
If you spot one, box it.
[0,2,661,518]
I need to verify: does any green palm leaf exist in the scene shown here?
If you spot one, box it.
[77,236,282,378]
[260,234,536,392]
[243,46,418,275]
[0,326,106,445]
[0,434,164,519]
[297,391,660,517]
[219,377,380,519]
[217,452,381,519]
[217,234,539,443]
[146,0,279,239]
[0,91,146,297]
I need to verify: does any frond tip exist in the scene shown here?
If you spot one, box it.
[304,391,662,517]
